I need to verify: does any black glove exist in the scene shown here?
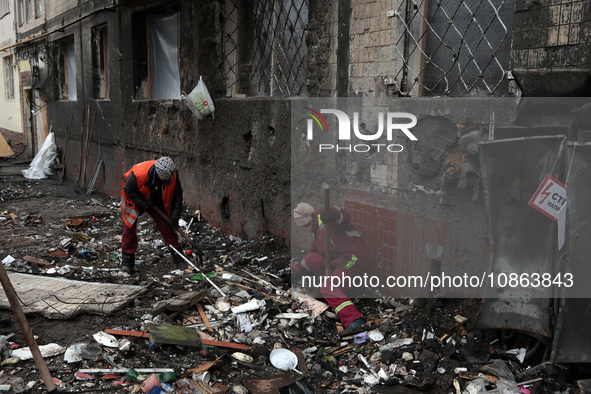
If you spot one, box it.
[143,199,154,210]
[320,208,337,224]
[170,217,179,230]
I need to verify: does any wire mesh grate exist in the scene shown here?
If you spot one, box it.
[393,0,512,96]
[218,0,309,97]
[217,0,511,97]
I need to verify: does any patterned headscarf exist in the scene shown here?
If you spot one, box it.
[155,157,176,180]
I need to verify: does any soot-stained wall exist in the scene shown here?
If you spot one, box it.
[30,0,291,242]
[117,1,291,240]
[512,0,591,95]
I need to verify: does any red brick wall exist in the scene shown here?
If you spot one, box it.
[344,197,451,278]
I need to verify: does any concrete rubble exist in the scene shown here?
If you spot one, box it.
[0,176,588,393]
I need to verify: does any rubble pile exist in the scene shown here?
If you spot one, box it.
[0,175,589,393]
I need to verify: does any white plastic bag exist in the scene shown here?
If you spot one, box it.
[183,76,215,119]
[44,147,60,176]
[22,132,56,179]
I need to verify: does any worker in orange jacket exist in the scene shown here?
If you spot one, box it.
[120,157,186,274]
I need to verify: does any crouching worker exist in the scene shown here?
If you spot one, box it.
[120,157,187,274]
[292,202,372,337]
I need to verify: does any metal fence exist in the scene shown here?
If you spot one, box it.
[219,0,309,97]
[393,0,513,96]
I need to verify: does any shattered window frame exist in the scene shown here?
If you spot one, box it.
[223,0,309,98]
[4,55,14,100]
[92,24,109,100]
[55,37,77,101]
[132,6,181,100]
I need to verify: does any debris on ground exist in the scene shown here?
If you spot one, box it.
[0,174,590,393]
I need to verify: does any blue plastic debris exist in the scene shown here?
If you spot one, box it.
[354,332,370,344]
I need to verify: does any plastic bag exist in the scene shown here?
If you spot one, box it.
[44,147,60,176]
[22,132,57,179]
[492,379,522,394]
[183,76,215,119]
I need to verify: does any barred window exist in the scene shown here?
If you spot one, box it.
[392,0,513,96]
[222,0,308,97]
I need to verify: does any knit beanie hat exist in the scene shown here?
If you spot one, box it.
[155,157,176,180]
[293,202,314,227]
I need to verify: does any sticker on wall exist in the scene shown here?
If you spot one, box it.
[529,173,567,250]
[528,174,566,223]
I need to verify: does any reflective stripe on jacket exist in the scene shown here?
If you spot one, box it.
[120,160,177,228]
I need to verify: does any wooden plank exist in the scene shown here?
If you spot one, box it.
[0,262,56,391]
[153,291,205,313]
[61,114,73,182]
[197,303,213,332]
[201,339,250,350]
[105,328,251,350]
[23,256,52,267]
[105,329,150,338]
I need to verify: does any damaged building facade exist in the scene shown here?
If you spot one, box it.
[0,0,25,157]
[9,0,298,241]
[4,0,591,323]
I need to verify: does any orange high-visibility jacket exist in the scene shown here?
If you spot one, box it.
[120,160,178,228]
